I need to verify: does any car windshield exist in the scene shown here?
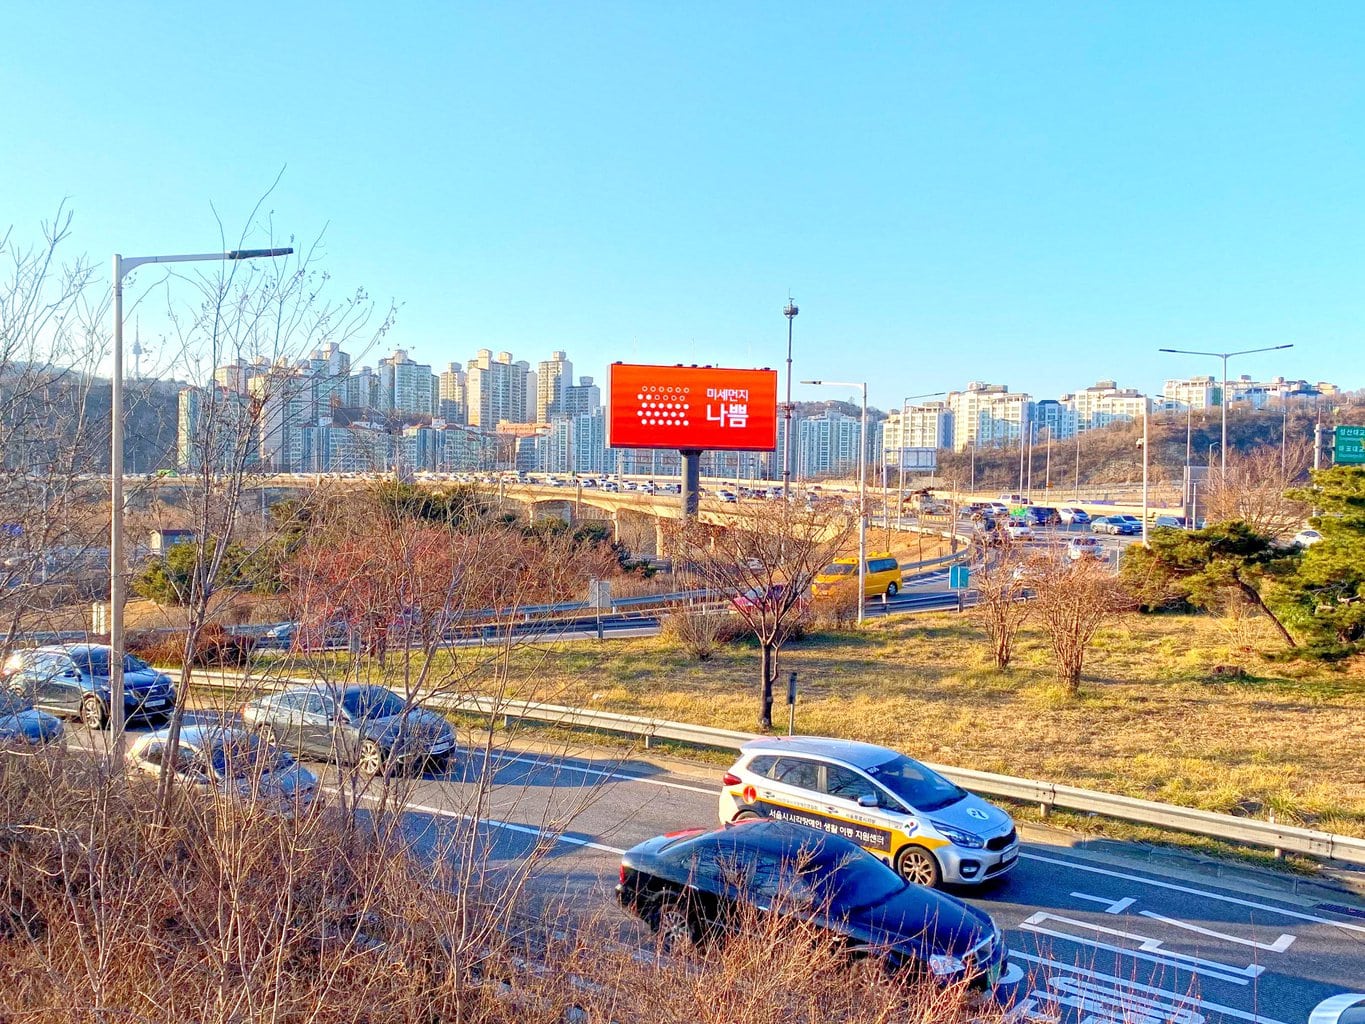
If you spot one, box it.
[864,755,965,812]
[820,563,855,576]
[207,734,295,778]
[70,649,150,675]
[817,850,907,911]
[341,687,409,721]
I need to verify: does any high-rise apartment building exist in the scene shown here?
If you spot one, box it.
[250,365,315,472]
[176,386,257,472]
[536,351,572,423]
[377,349,435,416]
[437,363,467,423]
[882,402,953,461]
[564,375,600,417]
[465,349,529,427]
[945,383,1010,450]
[1064,380,1147,431]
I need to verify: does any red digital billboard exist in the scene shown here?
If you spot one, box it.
[608,363,778,452]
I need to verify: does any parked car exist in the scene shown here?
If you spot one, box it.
[0,690,64,748]
[240,684,457,777]
[1057,507,1091,525]
[1024,506,1061,526]
[617,818,1009,987]
[1066,536,1105,561]
[2,644,176,729]
[1115,515,1144,532]
[1002,519,1033,541]
[263,619,351,651]
[718,736,1017,887]
[812,554,903,599]
[1293,529,1323,547]
[1152,515,1188,529]
[1091,516,1138,536]
[127,725,320,815]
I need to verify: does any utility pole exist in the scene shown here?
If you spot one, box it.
[782,298,798,499]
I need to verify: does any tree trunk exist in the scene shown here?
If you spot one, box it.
[758,642,775,732]
[1236,579,1297,648]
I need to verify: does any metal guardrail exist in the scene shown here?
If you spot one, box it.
[186,668,1365,866]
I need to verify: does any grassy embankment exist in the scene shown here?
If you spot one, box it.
[296,611,1365,851]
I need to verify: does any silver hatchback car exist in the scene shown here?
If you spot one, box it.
[719,736,1018,887]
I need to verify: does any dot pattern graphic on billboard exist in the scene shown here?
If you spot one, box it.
[608,363,778,452]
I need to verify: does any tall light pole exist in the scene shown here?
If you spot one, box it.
[109,246,292,761]
[803,379,867,624]
[1158,344,1293,479]
[1141,396,1150,547]
[896,391,945,526]
[782,298,798,498]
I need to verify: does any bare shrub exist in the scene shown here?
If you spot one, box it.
[1202,442,1311,537]
[1030,557,1136,693]
[661,606,746,659]
[971,539,1033,670]
[814,578,860,629]
[0,749,1005,1024]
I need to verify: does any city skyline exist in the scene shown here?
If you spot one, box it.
[5,4,1364,410]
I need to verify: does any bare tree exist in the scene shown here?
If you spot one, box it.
[1030,556,1135,694]
[0,207,105,645]
[1202,442,1311,538]
[145,190,397,813]
[970,536,1032,670]
[675,501,854,731]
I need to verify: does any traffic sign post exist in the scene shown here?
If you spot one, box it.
[1334,425,1365,466]
[949,564,970,613]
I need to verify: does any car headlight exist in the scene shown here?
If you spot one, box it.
[928,953,966,977]
[929,820,984,849]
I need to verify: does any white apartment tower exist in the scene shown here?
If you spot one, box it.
[536,351,573,423]
[377,349,435,416]
[465,349,530,427]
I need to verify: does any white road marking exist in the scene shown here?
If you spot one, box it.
[1071,892,1136,914]
[329,788,628,855]
[1021,852,1365,935]
[1021,912,1262,985]
[1309,994,1365,1024]
[1138,910,1296,953]
[1045,973,1206,1024]
[1010,951,1294,1024]
[493,751,718,796]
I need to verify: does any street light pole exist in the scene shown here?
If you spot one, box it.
[803,378,868,625]
[109,246,291,763]
[895,391,945,528]
[782,298,798,498]
[1141,396,1150,547]
[1158,344,1293,480]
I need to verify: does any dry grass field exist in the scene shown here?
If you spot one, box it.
[467,611,1365,840]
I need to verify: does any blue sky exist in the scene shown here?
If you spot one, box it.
[4,3,1362,410]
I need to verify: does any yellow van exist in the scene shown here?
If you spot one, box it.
[812,552,903,598]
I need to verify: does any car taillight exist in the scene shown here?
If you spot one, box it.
[619,864,627,885]
[722,772,741,787]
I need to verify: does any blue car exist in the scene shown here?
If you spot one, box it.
[2,644,177,730]
[0,690,64,747]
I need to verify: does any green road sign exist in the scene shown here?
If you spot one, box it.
[1336,425,1365,465]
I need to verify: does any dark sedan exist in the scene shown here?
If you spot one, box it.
[617,819,1008,989]
[1090,516,1139,536]
[240,684,456,777]
[1,644,176,729]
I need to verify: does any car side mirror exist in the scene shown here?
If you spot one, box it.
[857,793,879,808]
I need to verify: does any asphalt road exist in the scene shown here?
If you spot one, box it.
[72,720,1365,1024]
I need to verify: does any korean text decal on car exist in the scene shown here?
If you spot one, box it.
[754,800,897,852]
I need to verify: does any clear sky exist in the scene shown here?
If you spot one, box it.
[4,2,1362,410]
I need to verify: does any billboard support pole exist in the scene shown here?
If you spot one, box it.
[680,449,702,519]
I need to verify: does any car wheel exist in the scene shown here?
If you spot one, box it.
[81,695,108,730]
[895,845,942,888]
[886,582,899,597]
[732,809,763,822]
[651,897,702,954]
[357,739,387,778]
